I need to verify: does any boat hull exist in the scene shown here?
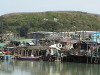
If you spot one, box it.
[16,56,41,60]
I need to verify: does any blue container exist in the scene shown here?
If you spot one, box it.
[93,32,100,42]
[4,55,11,60]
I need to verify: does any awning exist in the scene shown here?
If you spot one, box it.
[0,43,8,47]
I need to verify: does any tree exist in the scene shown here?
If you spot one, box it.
[41,21,61,31]
[19,25,29,37]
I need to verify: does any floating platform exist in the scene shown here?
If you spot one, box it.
[63,55,100,64]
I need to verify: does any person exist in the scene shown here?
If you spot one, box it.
[61,53,64,61]
[50,48,55,61]
[46,49,50,61]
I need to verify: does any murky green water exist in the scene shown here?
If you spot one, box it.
[0,60,100,75]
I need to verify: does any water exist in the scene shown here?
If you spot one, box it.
[0,60,100,75]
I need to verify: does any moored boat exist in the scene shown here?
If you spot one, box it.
[16,56,42,60]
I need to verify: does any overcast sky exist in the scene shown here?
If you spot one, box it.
[0,0,100,15]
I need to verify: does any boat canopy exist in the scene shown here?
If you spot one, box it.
[0,43,8,47]
[49,44,61,50]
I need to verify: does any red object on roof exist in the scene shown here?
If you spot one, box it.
[3,51,10,55]
[60,39,68,42]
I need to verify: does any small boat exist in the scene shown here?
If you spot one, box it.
[16,56,42,60]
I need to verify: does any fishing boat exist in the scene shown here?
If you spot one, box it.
[16,56,42,60]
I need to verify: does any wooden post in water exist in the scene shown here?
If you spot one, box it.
[86,43,89,63]
[25,50,26,56]
[21,50,23,56]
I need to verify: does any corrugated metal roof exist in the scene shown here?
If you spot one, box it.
[0,43,8,47]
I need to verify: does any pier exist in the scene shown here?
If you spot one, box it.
[63,55,100,64]
[9,46,48,57]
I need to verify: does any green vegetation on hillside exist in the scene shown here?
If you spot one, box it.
[0,11,100,37]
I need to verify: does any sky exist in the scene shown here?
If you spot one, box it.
[0,0,100,16]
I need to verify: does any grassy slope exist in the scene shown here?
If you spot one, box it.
[0,11,100,36]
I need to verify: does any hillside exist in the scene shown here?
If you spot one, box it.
[0,11,100,37]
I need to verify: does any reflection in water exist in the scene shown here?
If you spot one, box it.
[0,60,100,75]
